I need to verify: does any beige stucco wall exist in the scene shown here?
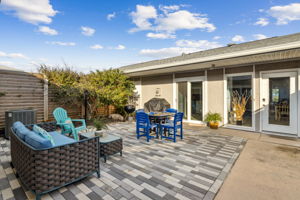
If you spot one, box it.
[141,74,173,107]
[207,69,225,123]
[132,60,299,133]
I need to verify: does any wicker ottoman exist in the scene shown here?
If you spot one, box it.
[100,135,123,162]
[80,132,123,162]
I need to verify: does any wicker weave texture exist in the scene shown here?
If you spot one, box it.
[11,122,99,194]
[100,138,122,157]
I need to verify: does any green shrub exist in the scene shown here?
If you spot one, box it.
[93,118,107,130]
[38,65,135,118]
[204,112,222,123]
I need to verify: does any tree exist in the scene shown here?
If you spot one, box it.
[38,65,83,106]
[39,65,135,118]
[79,69,135,117]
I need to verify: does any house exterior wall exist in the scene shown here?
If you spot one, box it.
[141,74,173,107]
[132,60,300,136]
[207,69,225,122]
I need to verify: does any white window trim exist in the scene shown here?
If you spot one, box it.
[223,72,256,131]
[173,76,207,124]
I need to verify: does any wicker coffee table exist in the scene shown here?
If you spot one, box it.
[80,132,123,162]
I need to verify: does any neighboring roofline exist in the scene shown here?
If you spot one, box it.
[0,65,23,72]
[123,40,300,73]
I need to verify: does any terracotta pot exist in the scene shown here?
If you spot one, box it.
[209,122,219,129]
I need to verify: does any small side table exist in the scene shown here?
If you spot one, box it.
[80,132,123,162]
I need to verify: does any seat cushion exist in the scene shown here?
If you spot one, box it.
[25,131,53,149]
[12,121,31,140]
[33,125,55,145]
[48,131,76,147]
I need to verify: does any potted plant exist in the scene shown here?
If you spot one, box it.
[204,112,222,129]
[231,90,251,125]
[93,118,107,137]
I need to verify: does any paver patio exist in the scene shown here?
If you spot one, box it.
[0,122,245,200]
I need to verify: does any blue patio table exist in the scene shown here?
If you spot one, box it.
[148,112,175,138]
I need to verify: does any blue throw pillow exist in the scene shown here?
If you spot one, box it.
[33,125,55,145]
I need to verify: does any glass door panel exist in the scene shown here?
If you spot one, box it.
[268,77,290,126]
[191,82,203,121]
[261,72,297,135]
[177,82,187,119]
[227,75,252,127]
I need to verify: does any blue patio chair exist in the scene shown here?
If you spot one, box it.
[165,108,177,113]
[53,107,86,141]
[161,112,184,142]
[136,112,158,142]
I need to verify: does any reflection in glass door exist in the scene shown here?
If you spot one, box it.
[177,81,203,122]
[268,77,290,126]
[191,82,203,121]
[177,82,187,119]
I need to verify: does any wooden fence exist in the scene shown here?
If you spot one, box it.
[0,69,83,132]
[0,70,45,130]
[0,69,118,132]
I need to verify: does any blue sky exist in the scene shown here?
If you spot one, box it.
[0,0,300,72]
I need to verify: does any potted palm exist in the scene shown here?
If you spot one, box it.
[204,112,222,129]
[93,118,107,137]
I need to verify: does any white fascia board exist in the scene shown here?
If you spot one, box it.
[124,41,300,73]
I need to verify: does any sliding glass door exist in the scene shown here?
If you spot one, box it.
[191,82,203,121]
[176,79,204,122]
[177,82,188,119]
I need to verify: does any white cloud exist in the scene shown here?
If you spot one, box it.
[90,44,103,50]
[146,32,175,39]
[1,0,58,24]
[38,26,58,35]
[156,10,216,32]
[107,12,116,20]
[46,41,76,46]
[115,45,126,50]
[213,36,221,40]
[159,5,180,14]
[254,18,269,26]
[268,3,300,25]
[130,5,157,32]
[140,47,200,58]
[231,35,245,42]
[0,61,14,66]
[0,51,29,59]
[81,26,96,36]
[176,40,221,49]
[140,39,222,58]
[130,5,216,34]
[253,34,268,40]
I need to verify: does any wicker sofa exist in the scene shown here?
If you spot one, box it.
[10,122,100,200]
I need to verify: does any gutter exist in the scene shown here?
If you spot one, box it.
[124,41,300,73]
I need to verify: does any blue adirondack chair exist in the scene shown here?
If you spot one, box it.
[161,112,184,142]
[53,107,86,141]
[136,112,158,142]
